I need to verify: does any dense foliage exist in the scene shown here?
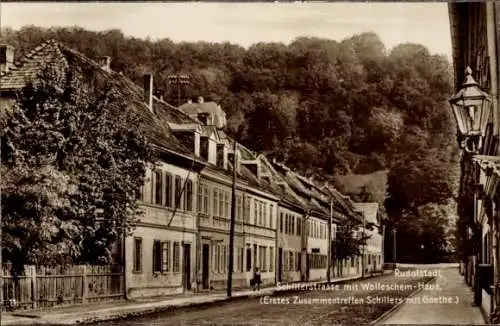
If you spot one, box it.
[1,67,155,267]
[332,218,369,271]
[1,26,460,263]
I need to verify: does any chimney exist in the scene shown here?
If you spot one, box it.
[187,99,193,104]
[98,56,111,72]
[197,96,204,104]
[143,73,154,113]
[0,44,14,74]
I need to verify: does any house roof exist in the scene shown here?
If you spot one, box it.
[0,39,196,158]
[179,101,225,116]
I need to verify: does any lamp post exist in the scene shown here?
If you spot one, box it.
[449,67,493,154]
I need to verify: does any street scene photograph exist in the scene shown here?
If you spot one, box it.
[0,1,496,325]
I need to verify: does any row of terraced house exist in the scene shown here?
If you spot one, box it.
[0,40,384,300]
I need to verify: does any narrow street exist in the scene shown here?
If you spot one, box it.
[93,273,432,326]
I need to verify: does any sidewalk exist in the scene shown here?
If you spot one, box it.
[379,267,485,325]
[2,274,362,325]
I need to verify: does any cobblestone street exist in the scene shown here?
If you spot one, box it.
[94,274,432,326]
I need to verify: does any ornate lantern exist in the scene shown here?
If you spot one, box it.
[449,67,493,153]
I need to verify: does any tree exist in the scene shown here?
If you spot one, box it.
[332,217,369,275]
[1,67,155,267]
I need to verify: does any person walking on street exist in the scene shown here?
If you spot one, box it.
[253,267,261,291]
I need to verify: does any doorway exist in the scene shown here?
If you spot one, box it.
[202,244,209,289]
[183,243,191,290]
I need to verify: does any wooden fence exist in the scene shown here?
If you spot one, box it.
[1,264,124,311]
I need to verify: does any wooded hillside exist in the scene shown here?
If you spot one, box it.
[1,26,460,262]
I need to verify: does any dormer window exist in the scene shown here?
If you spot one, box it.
[198,112,210,125]
[241,160,260,179]
[200,137,209,161]
[216,143,225,168]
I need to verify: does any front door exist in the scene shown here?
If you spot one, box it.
[278,247,283,282]
[183,243,191,290]
[202,244,209,289]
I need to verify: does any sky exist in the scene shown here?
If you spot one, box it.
[1,2,452,59]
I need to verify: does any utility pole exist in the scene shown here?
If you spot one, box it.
[227,139,237,297]
[0,144,3,324]
[393,228,397,267]
[327,199,332,283]
[122,215,128,300]
[381,225,385,267]
[167,74,190,107]
[361,209,365,278]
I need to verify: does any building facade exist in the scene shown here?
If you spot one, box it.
[353,203,383,274]
[449,2,500,322]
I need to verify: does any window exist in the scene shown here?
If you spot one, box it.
[291,216,295,235]
[154,170,162,205]
[280,213,283,233]
[185,180,193,211]
[297,217,301,236]
[298,252,302,271]
[246,247,252,271]
[295,252,300,271]
[210,243,219,272]
[133,238,142,273]
[200,137,209,160]
[259,246,266,272]
[244,197,250,223]
[165,173,172,207]
[215,244,220,272]
[240,248,245,272]
[136,185,144,201]
[203,185,209,214]
[224,192,229,218]
[222,245,227,272]
[269,205,273,229]
[269,247,274,272]
[289,251,294,272]
[262,203,266,227]
[236,196,243,220]
[284,214,288,234]
[162,241,170,272]
[173,242,180,273]
[351,257,355,267]
[213,189,219,217]
[254,201,258,225]
[216,143,224,168]
[219,191,224,218]
[237,247,243,272]
[283,250,288,271]
[153,240,162,272]
[175,176,183,209]
[197,183,203,213]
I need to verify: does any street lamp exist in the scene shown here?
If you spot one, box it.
[449,67,493,154]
